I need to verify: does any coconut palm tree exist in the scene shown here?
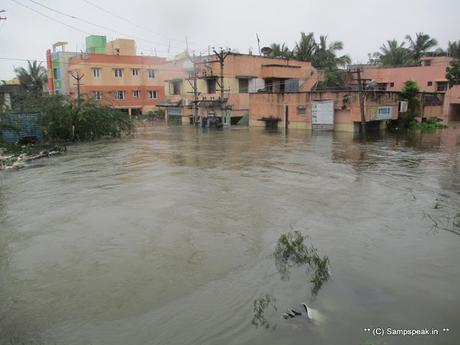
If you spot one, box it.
[447,40,460,59]
[293,32,317,62]
[405,32,438,61]
[378,39,413,66]
[14,60,47,97]
[270,43,292,58]
[312,35,351,69]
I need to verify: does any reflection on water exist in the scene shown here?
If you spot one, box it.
[0,124,460,345]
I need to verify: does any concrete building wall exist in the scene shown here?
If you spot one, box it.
[249,91,401,132]
[67,53,168,113]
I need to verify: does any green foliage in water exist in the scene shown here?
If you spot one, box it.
[454,213,460,228]
[274,231,330,295]
[408,117,447,130]
[251,294,277,329]
[8,94,134,142]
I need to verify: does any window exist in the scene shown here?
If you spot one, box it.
[114,90,124,100]
[132,68,140,76]
[92,68,101,78]
[114,68,123,78]
[427,81,433,86]
[148,90,157,99]
[170,80,181,95]
[94,91,102,100]
[377,83,387,91]
[238,79,249,93]
[132,90,140,98]
[297,105,306,115]
[390,82,394,88]
[436,81,448,92]
[148,69,156,78]
[53,68,58,79]
[207,78,216,94]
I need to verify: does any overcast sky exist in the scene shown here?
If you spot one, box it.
[0,0,459,79]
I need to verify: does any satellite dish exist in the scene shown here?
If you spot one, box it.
[261,46,273,56]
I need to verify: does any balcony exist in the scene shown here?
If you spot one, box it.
[261,64,302,79]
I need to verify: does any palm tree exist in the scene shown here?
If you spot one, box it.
[270,43,292,58]
[14,60,47,97]
[378,40,413,66]
[293,32,317,62]
[312,35,351,69]
[447,41,460,59]
[405,32,438,61]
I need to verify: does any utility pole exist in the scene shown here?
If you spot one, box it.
[356,67,366,136]
[349,66,367,137]
[69,71,84,109]
[213,48,230,125]
[185,52,199,125]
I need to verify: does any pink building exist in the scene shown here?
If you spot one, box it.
[361,56,460,122]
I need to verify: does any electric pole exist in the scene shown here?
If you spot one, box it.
[186,52,199,125]
[213,48,230,125]
[69,71,84,109]
[349,66,367,137]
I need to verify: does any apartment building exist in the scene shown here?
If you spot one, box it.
[160,53,320,123]
[361,56,460,122]
[48,35,169,115]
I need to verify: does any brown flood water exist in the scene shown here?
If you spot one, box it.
[1,124,460,345]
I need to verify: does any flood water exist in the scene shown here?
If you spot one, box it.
[1,124,460,345]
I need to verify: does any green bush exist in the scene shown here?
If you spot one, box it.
[408,117,447,130]
[11,94,135,141]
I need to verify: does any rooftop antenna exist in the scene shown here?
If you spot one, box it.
[0,9,7,21]
[185,36,189,55]
[256,33,261,55]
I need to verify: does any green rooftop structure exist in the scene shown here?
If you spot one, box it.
[86,35,107,54]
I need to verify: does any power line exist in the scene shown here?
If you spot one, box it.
[24,0,183,52]
[10,0,91,35]
[82,0,198,47]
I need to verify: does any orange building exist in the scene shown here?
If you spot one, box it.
[160,53,320,123]
[66,37,167,115]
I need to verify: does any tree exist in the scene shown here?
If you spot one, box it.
[14,60,47,97]
[293,32,317,62]
[400,80,420,125]
[270,43,292,58]
[447,41,460,59]
[378,40,414,66]
[446,59,460,87]
[290,33,350,89]
[405,32,438,61]
[312,35,351,69]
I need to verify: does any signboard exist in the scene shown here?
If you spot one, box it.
[312,101,334,125]
[368,106,393,121]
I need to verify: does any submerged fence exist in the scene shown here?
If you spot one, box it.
[0,112,42,143]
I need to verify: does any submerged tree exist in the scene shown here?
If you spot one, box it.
[273,231,330,295]
[14,60,48,97]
